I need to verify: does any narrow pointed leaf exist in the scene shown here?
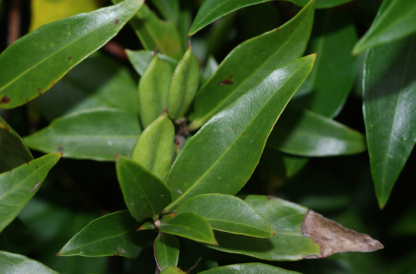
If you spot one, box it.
[23,108,142,161]
[165,55,315,211]
[175,194,273,238]
[0,153,61,232]
[113,1,183,59]
[154,233,179,271]
[353,0,416,54]
[0,116,33,173]
[189,0,315,129]
[161,266,186,274]
[199,263,301,274]
[59,210,155,257]
[151,0,179,23]
[168,45,200,120]
[290,0,352,8]
[0,0,144,109]
[130,112,175,181]
[126,50,178,76]
[188,0,338,35]
[116,156,172,222]
[363,34,416,208]
[267,106,367,157]
[159,212,217,245]
[138,55,173,128]
[138,221,155,231]
[0,251,58,274]
[292,10,357,118]
[210,195,383,260]
[31,53,139,121]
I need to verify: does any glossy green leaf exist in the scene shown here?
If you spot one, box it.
[159,212,218,245]
[113,1,183,60]
[154,233,179,271]
[188,0,344,36]
[363,34,416,208]
[151,0,179,24]
[189,0,315,129]
[116,156,172,222]
[209,195,321,260]
[165,55,315,211]
[23,108,142,161]
[290,0,352,8]
[175,194,273,238]
[31,53,139,121]
[267,106,367,156]
[188,0,273,36]
[168,45,200,120]
[0,251,59,274]
[353,0,416,54]
[0,153,61,232]
[130,112,175,181]
[138,54,173,128]
[199,263,301,274]
[0,116,33,173]
[291,10,357,118]
[0,0,144,109]
[58,210,155,257]
[161,266,186,274]
[126,50,178,77]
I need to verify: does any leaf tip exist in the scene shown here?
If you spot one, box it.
[187,40,192,50]
[153,47,158,57]
[162,108,168,116]
[55,253,61,257]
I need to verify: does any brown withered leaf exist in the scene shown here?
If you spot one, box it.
[301,210,384,258]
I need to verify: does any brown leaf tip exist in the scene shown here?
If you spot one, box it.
[162,108,168,116]
[153,47,158,57]
[188,40,192,49]
[301,210,384,258]
[55,253,61,257]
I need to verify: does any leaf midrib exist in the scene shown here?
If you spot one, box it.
[195,2,311,125]
[168,63,305,209]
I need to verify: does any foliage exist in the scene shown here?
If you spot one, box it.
[1,0,415,273]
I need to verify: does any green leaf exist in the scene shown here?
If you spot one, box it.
[168,45,200,120]
[113,1,183,60]
[126,50,178,77]
[138,221,155,231]
[353,0,416,54]
[291,10,357,118]
[189,0,315,129]
[267,106,367,156]
[209,195,321,260]
[0,116,33,173]
[31,52,139,121]
[151,0,179,24]
[154,233,180,271]
[130,111,175,181]
[290,0,352,8]
[0,0,144,109]
[175,194,273,238]
[116,156,172,222]
[165,55,315,211]
[363,33,416,208]
[0,251,59,274]
[159,212,218,245]
[58,210,155,258]
[0,153,61,232]
[138,54,173,128]
[23,108,142,161]
[188,0,274,36]
[160,266,186,274]
[199,263,301,274]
